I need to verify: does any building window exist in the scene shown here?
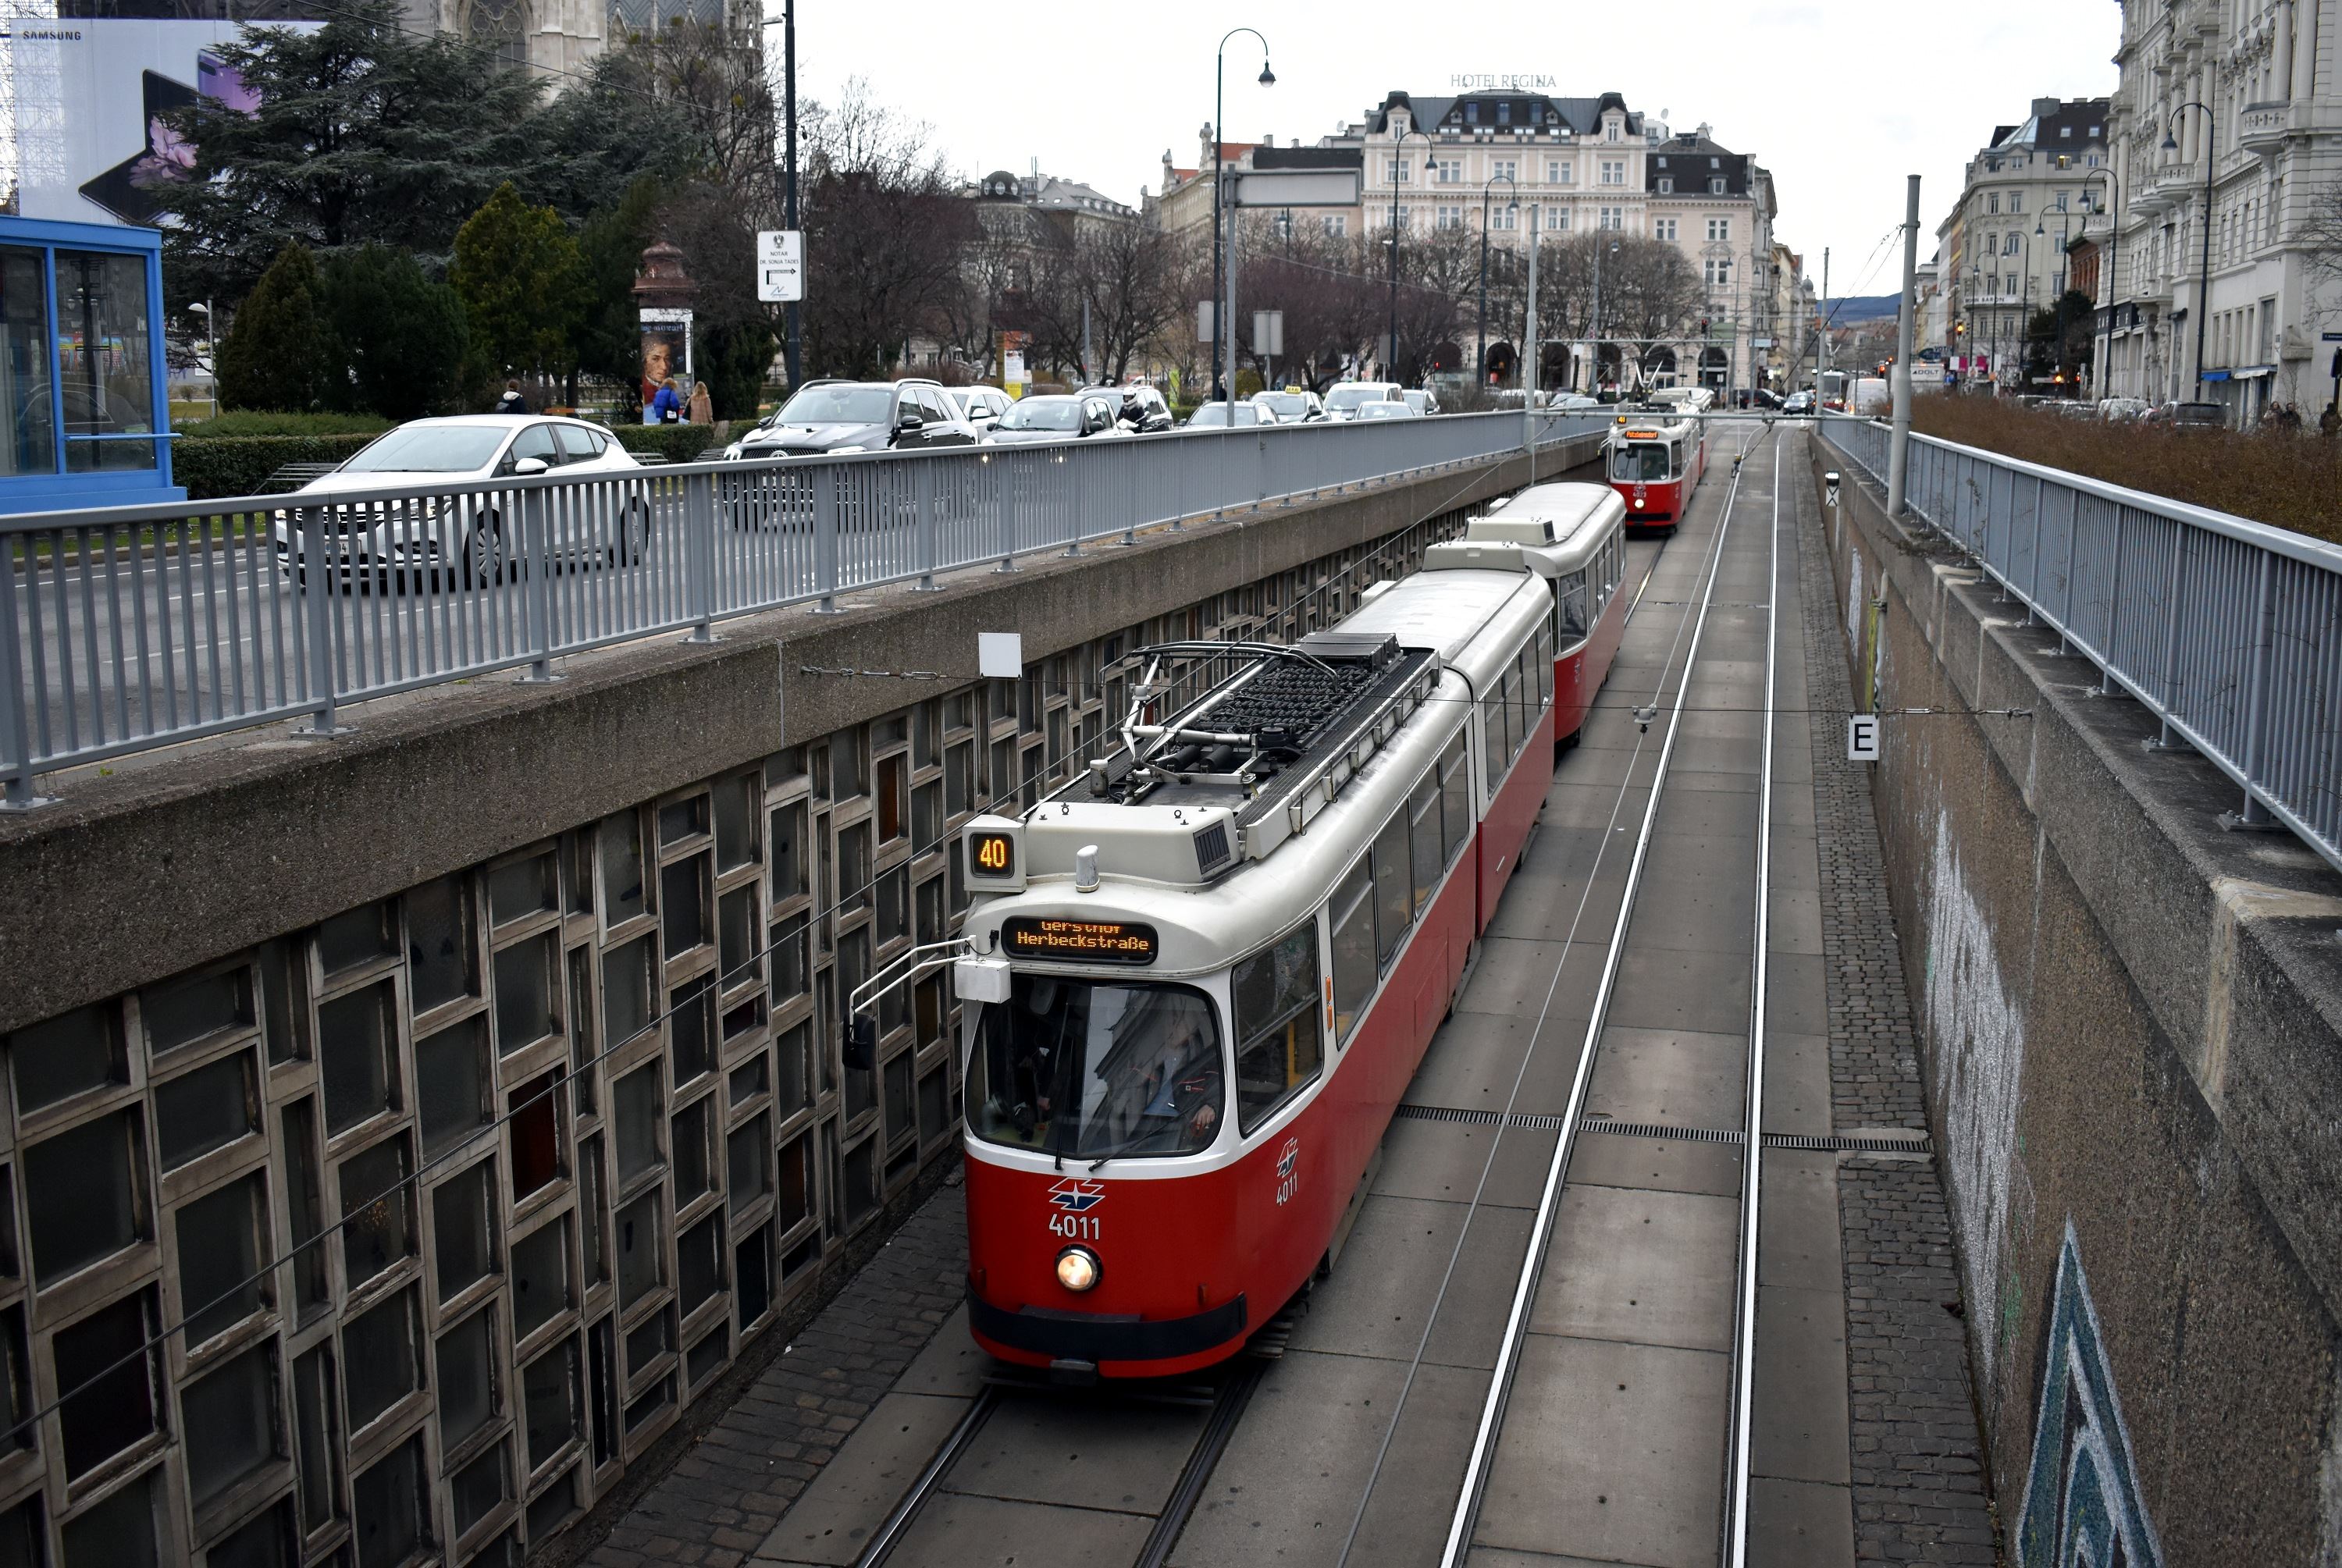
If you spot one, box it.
[1386,158,1410,183]
[1605,119,1621,141]
[1654,217,1677,240]
[1600,207,1623,230]
[1656,177,1672,194]
[1707,218,1730,242]
[1436,205,1464,230]
[1551,205,1571,231]
[1705,258,1733,287]
[1321,214,1347,237]
[2006,234,2020,256]
[1708,177,1725,194]
[1491,204,1517,230]
[27,1110,146,1282]
[55,1290,159,1477]
[1548,158,1571,183]
[1988,192,2000,214]
[2010,191,2024,213]
[1492,158,1516,181]
[1600,159,1625,184]
[1436,158,1461,183]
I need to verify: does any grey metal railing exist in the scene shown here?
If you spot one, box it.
[0,411,1603,802]
[1815,413,2342,875]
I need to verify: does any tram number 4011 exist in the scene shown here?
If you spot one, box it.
[1048,1213,1101,1241]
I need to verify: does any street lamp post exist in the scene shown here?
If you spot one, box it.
[1212,29,1275,401]
[1476,172,1516,386]
[2160,101,2216,400]
[1589,236,1618,393]
[759,3,802,387]
[1384,125,1434,382]
[2082,165,2121,397]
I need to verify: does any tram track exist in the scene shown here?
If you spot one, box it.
[1418,420,1785,1568]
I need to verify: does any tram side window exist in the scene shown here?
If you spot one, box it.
[1372,815,1411,966]
[1556,571,1589,642]
[1671,441,1685,475]
[1329,858,1376,1042]
[1480,682,1510,785]
[1508,652,1532,752]
[1408,773,1442,918]
[1536,625,1554,706]
[1233,922,1324,1135]
[1439,734,1471,861]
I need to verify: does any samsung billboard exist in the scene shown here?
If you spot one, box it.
[7,6,326,228]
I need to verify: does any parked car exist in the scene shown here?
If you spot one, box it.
[1252,389,1326,424]
[1401,389,1440,417]
[724,379,975,460]
[1548,393,1603,412]
[981,393,1130,446]
[2098,396,2150,423]
[1185,400,1272,428]
[1077,384,1175,433]
[2169,400,2227,429]
[947,386,1014,434]
[1323,382,1407,420]
[1354,400,1419,420]
[1751,389,1785,411]
[272,415,646,586]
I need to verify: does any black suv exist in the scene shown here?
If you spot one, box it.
[725,379,977,459]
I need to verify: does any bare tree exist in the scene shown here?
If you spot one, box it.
[2303,178,2342,288]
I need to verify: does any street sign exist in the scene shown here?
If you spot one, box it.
[1751,337,1775,349]
[2322,331,2342,341]
[1252,311,1284,357]
[756,230,803,304]
[1231,168,1363,208]
[978,632,1023,680]
[1847,714,1881,763]
[1196,301,1214,343]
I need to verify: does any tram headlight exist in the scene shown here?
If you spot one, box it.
[1055,1246,1102,1293]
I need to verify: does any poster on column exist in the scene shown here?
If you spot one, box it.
[9,11,328,228]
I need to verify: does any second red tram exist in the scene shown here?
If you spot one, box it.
[1603,411,1707,532]
[1432,482,1630,748]
[949,558,1559,1377]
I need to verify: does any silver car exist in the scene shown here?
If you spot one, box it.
[272,415,648,587]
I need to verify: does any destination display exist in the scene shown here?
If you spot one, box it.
[1001,917,1159,965]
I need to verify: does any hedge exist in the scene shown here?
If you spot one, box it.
[611,423,726,464]
[173,411,393,439]
[174,434,381,501]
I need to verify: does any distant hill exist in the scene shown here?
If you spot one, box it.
[1821,294,1901,326]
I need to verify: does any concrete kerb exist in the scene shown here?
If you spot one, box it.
[0,436,1599,1036]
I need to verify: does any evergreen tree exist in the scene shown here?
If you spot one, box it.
[216,244,341,412]
[451,184,586,386]
[322,246,469,419]
[573,177,665,389]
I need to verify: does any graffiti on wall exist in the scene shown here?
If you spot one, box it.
[2015,1221,2164,1568]
[1922,807,2028,1387]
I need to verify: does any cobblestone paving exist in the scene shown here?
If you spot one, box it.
[1794,439,2000,1566]
[578,1183,968,1568]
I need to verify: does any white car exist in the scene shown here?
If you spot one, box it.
[273,415,646,586]
[1323,382,1408,420]
[1185,400,1272,428]
[948,386,1014,433]
[1548,393,1603,411]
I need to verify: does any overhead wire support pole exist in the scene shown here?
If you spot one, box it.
[1888,174,1920,517]
[1212,29,1274,403]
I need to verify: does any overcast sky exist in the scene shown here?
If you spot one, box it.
[785,1,2121,297]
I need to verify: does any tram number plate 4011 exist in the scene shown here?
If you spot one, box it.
[1048,1212,1102,1241]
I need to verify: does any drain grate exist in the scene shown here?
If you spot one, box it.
[1393,1103,1931,1155]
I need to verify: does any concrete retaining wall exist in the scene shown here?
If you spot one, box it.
[1806,430,2342,1565]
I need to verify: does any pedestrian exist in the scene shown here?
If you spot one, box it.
[685,379,713,425]
[493,379,529,415]
[2322,403,2340,439]
[650,375,683,425]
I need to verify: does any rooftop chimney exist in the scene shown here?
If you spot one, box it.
[2031,96,2059,119]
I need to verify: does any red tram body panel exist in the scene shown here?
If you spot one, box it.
[947,506,1621,1378]
[1603,412,1706,532]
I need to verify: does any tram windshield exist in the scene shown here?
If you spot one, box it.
[1610,442,1670,482]
[966,974,1225,1159]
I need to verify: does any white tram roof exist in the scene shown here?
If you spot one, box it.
[1329,567,1538,677]
[1431,482,1624,578]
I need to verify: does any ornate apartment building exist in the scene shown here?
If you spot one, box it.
[1934,98,2115,389]
[1156,89,1791,393]
[2102,0,2341,418]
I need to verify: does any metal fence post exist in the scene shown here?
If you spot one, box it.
[992,453,1019,571]
[0,549,50,809]
[916,460,943,589]
[522,483,561,679]
[2144,521,2189,750]
[2058,487,2080,656]
[2220,549,2280,830]
[293,504,351,736]
[813,463,845,612]
[2098,511,2127,695]
[685,472,717,641]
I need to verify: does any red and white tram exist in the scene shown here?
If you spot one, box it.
[1436,482,1629,748]
[1602,411,1707,532]
[948,557,1559,1378]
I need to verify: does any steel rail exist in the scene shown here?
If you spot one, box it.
[1720,432,1783,1563]
[1435,424,1768,1568]
[852,1385,1002,1568]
